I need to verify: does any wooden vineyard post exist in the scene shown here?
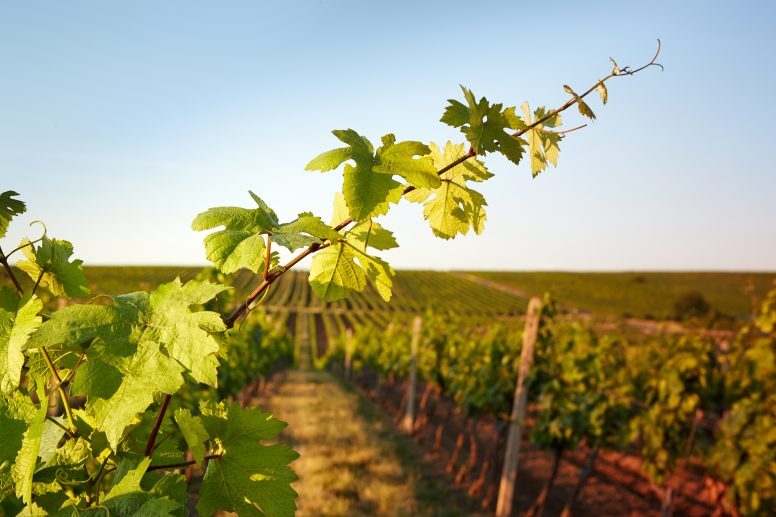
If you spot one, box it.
[402,315,423,433]
[344,327,353,378]
[495,297,542,517]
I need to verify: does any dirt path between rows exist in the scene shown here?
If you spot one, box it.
[250,370,482,517]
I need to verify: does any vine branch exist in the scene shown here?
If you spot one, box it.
[41,347,77,433]
[0,245,24,295]
[223,42,661,329]
[144,394,172,457]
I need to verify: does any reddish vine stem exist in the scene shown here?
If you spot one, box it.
[31,270,44,296]
[46,415,78,440]
[147,454,221,472]
[0,245,24,295]
[224,43,661,329]
[263,234,272,281]
[144,394,172,457]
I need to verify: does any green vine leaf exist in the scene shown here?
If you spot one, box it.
[174,408,208,468]
[271,212,341,250]
[520,103,563,177]
[95,457,185,516]
[197,401,298,517]
[0,391,35,469]
[0,190,25,239]
[70,339,184,450]
[406,142,492,239]
[309,194,397,302]
[16,236,89,298]
[373,134,440,189]
[12,388,46,504]
[146,278,230,386]
[28,278,228,387]
[27,279,227,448]
[306,129,437,221]
[193,192,336,273]
[563,84,596,120]
[440,86,526,165]
[343,162,404,221]
[0,295,42,394]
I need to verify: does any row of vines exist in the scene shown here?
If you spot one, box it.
[317,293,775,516]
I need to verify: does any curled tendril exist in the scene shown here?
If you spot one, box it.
[613,39,664,76]
[55,467,91,486]
[4,220,48,259]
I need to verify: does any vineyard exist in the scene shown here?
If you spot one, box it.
[2,262,773,515]
[1,27,774,517]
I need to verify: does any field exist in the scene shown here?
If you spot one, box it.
[10,266,772,323]
[463,271,775,320]
[3,263,774,515]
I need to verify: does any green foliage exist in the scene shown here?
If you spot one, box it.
[308,194,398,302]
[1,196,298,515]
[197,401,299,516]
[405,142,492,239]
[192,192,336,275]
[441,86,526,164]
[174,408,208,468]
[16,236,89,298]
[529,320,631,452]
[325,309,523,417]
[2,58,657,515]
[0,191,25,239]
[465,271,774,320]
[212,311,293,401]
[708,286,776,514]
[518,103,562,177]
[0,295,42,393]
[627,333,719,484]
[306,129,439,221]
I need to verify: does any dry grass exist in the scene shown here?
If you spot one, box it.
[257,370,475,517]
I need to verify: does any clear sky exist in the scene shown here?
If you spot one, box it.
[1,1,774,271]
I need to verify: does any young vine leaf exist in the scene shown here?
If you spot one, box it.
[440,85,526,165]
[0,392,34,472]
[11,387,46,505]
[197,401,299,517]
[70,339,185,450]
[0,295,42,394]
[305,129,439,221]
[563,84,597,120]
[96,457,186,514]
[518,103,563,177]
[405,142,492,239]
[0,191,25,239]
[192,191,336,274]
[16,236,90,298]
[309,194,397,302]
[174,408,209,468]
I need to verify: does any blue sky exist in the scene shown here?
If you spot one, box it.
[1,1,774,270]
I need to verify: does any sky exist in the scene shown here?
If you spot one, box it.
[1,1,774,271]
